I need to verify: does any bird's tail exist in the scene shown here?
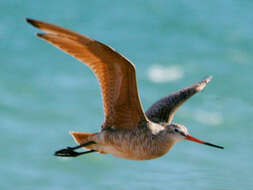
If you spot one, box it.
[70,131,96,149]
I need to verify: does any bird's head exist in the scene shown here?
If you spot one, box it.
[166,123,224,149]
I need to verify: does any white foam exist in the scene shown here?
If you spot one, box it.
[147,65,184,83]
[193,110,223,126]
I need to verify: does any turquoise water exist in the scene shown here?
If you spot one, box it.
[1,0,253,189]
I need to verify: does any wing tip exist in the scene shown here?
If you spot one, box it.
[26,18,46,38]
[203,75,213,84]
[36,33,44,37]
[26,18,41,28]
[196,75,213,91]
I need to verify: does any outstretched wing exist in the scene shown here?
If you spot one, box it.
[145,76,212,124]
[26,18,147,130]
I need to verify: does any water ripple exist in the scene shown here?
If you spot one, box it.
[147,65,184,83]
[193,109,223,126]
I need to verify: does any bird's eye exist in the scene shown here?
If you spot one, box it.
[174,128,179,132]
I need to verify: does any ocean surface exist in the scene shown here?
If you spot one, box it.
[1,0,253,189]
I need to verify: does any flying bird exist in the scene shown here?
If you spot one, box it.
[26,18,223,160]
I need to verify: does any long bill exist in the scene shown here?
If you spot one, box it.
[185,134,224,149]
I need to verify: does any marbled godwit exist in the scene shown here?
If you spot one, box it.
[26,18,223,160]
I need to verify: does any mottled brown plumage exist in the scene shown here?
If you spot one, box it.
[26,18,223,161]
[26,18,146,130]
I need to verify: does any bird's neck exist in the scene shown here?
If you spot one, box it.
[148,122,166,135]
[147,122,179,151]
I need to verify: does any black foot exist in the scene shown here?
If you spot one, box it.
[55,141,96,157]
[55,147,80,157]
[55,147,96,157]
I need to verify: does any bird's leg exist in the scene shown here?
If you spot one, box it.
[54,141,96,157]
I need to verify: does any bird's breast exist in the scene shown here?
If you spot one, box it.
[93,127,173,160]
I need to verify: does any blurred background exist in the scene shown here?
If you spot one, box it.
[1,0,253,189]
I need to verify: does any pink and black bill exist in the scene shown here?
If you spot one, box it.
[185,134,224,149]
